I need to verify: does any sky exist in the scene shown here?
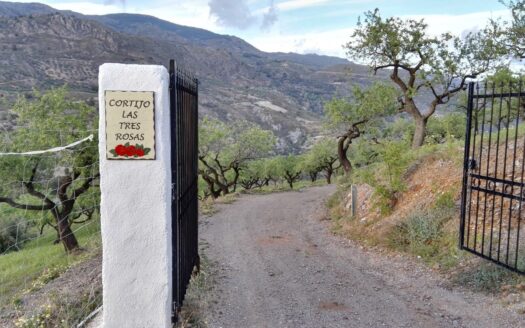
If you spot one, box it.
[13,0,512,58]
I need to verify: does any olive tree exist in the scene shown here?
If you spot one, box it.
[274,155,302,189]
[345,9,502,148]
[324,82,399,174]
[498,0,525,58]
[0,88,98,253]
[303,138,339,184]
[198,117,276,198]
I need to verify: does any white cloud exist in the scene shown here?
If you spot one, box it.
[271,0,377,12]
[277,0,331,11]
[404,10,511,37]
[249,10,513,58]
[208,0,254,29]
[249,27,355,57]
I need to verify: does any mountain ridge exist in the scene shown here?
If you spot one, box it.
[0,1,383,151]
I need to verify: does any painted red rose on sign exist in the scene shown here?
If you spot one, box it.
[109,143,151,158]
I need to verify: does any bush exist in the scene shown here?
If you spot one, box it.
[0,217,33,253]
[426,112,466,144]
[453,262,521,292]
[388,201,456,260]
[352,140,412,214]
[389,210,441,256]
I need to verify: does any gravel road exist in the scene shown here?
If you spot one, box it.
[200,185,525,328]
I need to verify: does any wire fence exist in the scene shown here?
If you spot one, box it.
[0,129,100,256]
[0,128,102,327]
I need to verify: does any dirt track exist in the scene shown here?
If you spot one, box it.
[200,185,525,328]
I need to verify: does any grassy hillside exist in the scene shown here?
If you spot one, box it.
[0,215,101,327]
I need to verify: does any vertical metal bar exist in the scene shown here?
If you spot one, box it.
[515,79,525,270]
[472,82,487,250]
[466,83,481,249]
[503,81,514,265]
[493,82,505,260]
[482,82,496,255]
[169,61,200,320]
[509,80,521,268]
[169,59,178,324]
[460,82,475,249]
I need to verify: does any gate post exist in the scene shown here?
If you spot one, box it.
[98,64,172,327]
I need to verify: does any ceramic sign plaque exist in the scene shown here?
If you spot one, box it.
[105,90,156,160]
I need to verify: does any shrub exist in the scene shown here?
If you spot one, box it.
[389,201,456,260]
[453,262,521,292]
[426,112,466,144]
[0,217,33,253]
[352,140,412,214]
[389,210,442,256]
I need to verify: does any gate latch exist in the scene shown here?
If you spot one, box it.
[468,158,477,171]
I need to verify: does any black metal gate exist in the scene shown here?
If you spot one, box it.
[169,59,199,322]
[460,81,525,274]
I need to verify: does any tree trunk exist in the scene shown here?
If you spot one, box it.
[326,168,333,184]
[52,209,79,252]
[337,137,352,174]
[202,175,221,199]
[412,116,428,148]
[286,174,294,189]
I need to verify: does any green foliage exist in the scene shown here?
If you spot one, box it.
[382,117,415,143]
[426,113,466,144]
[324,82,399,132]
[392,211,443,253]
[345,138,380,167]
[388,200,455,260]
[434,191,456,211]
[199,117,275,165]
[0,87,99,251]
[453,261,522,292]
[0,218,100,308]
[324,82,400,173]
[302,138,339,182]
[345,8,502,147]
[0,216,34,253]
[352,141,412,214]
[347,9,502,89]
[496,0,525,58]
[198,117,276,197]
[0,87,97,197]
[273,155,303,189]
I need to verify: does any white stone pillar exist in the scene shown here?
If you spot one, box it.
[98,64,172,328]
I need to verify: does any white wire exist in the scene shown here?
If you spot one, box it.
[0,134,94,156]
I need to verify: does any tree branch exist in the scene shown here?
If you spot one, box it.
[0,197,55,211]
[71,173,100,199]
[22,162,56,207]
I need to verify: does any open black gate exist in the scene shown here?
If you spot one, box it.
[460,80,525,274]
[169,59,199,322]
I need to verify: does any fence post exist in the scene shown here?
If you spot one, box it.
[351,185,358,218]
[98,64,172,328]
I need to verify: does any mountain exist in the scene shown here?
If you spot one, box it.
[0,1,56,17]
[0,1,386,151]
